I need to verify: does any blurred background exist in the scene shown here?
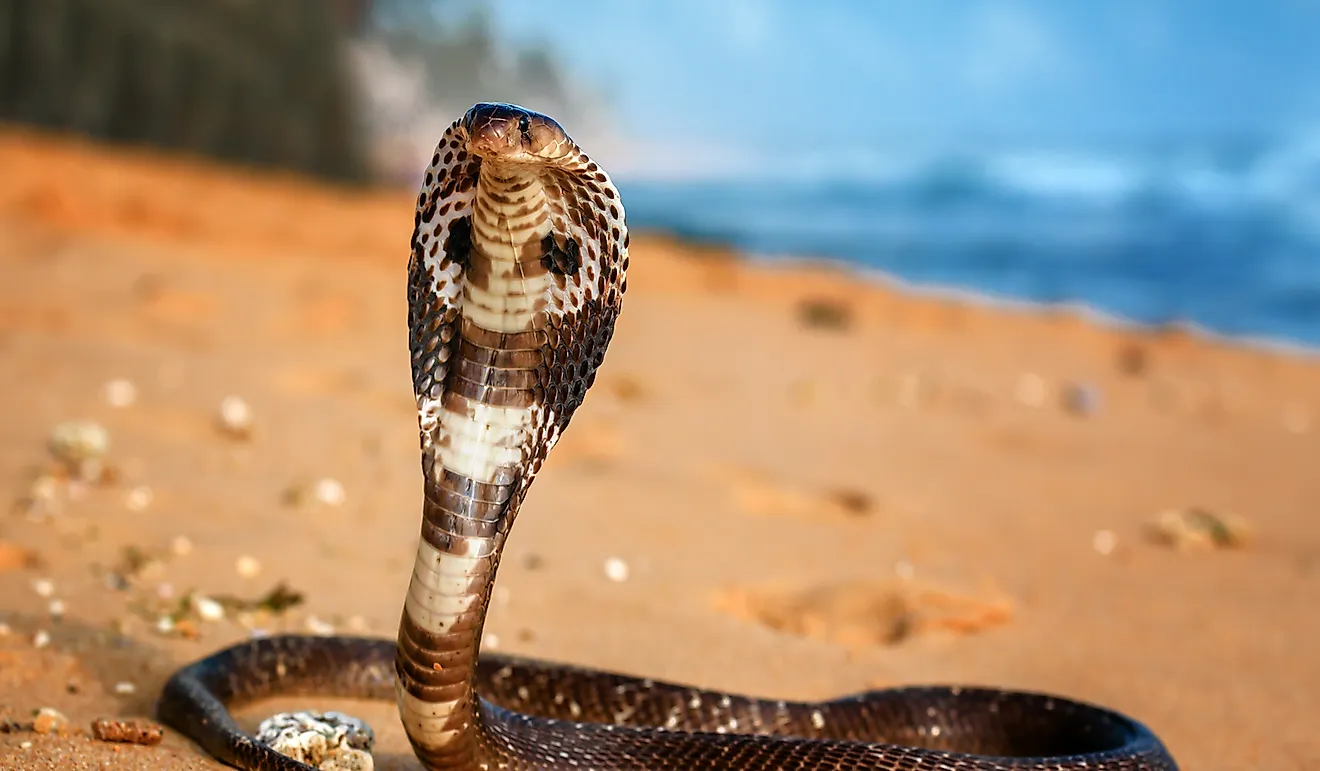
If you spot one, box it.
[3,0,1318,347]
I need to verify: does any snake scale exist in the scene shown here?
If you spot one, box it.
[158,103,1179,771]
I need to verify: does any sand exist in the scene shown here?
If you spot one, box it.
[0,129,1317,770]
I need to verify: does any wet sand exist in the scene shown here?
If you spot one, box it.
[0,129,1317,770]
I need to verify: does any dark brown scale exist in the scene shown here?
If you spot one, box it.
[540,233,582,276]
[443,217,474,272]
[157,104,1177,771]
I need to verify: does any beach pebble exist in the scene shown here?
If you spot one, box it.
[306,616,335,635]
[102,379,138,408]
[124,485,154,512]
[48,420,109,466]
[1116,344,1148,376]
[256,711,374,771]
[603,557,630,582]
[171,535,194,557]
[32,629,50,648]
[1061,381,1101,416]
[193,595,225,622]
[796,297,853,331]
[48,599,66,619]
[313,478,346,507]
[92,717,164,746]
[33,707,68,735]
[218,395,254,439]
[32,577,55,598]
[236,555,262,578]
[1147,507,1252,551]
[113,681,137,695]
[1092,529,1118,556]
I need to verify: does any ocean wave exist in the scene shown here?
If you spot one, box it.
[619,136,1320,349]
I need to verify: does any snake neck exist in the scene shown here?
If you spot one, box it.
[396,163,556,770]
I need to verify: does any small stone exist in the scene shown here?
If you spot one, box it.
[236,555,262,578]
[102,379,138,408]
[1148,507,1252,551]
[171,535,194,557]
[32,629,50,648]
[1061,381,1101,416]
[48,599,66,618]
[1116,344,1148,376]
[91,717,163,745]
[483,632,501,649]
[218,395,254,439]
[49,421,110,464]
[19,741,32,749]
[193,595,225,622]
[33,707,68,735]
[32,578,55,598]
[175,619,200,639]
[155,616,175,635]
[796,298,853,331]
[603,557,629,582]
[306,616,335,635]
[1092,529,1118,556]
[313,478,346,507]
[124,485,154,512]
[113,681,137,695]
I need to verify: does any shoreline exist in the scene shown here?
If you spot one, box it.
[5,125,1318,363]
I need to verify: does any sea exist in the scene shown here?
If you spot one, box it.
[616,137,1320,353]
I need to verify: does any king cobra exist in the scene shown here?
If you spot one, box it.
[158,103,1179,771]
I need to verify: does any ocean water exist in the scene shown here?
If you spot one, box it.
[617,138,1320,351]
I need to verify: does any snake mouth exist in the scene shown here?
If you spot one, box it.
[463,102,571,162]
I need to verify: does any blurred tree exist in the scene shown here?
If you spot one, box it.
[0,0,605,183]
[0,0,369,183]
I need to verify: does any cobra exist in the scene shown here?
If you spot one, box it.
[158,103,1179,771]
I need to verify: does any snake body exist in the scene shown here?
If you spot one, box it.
[158,103,1179,771]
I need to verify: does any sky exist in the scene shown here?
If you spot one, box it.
[480,0,1320,174]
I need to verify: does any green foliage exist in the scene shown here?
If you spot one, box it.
[0,0,369,183]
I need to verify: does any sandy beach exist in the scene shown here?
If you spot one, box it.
[0,129,1317,770]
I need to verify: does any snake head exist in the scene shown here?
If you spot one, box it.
[462,102,574,163]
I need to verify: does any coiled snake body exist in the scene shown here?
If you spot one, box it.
[158,103,1179,771]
